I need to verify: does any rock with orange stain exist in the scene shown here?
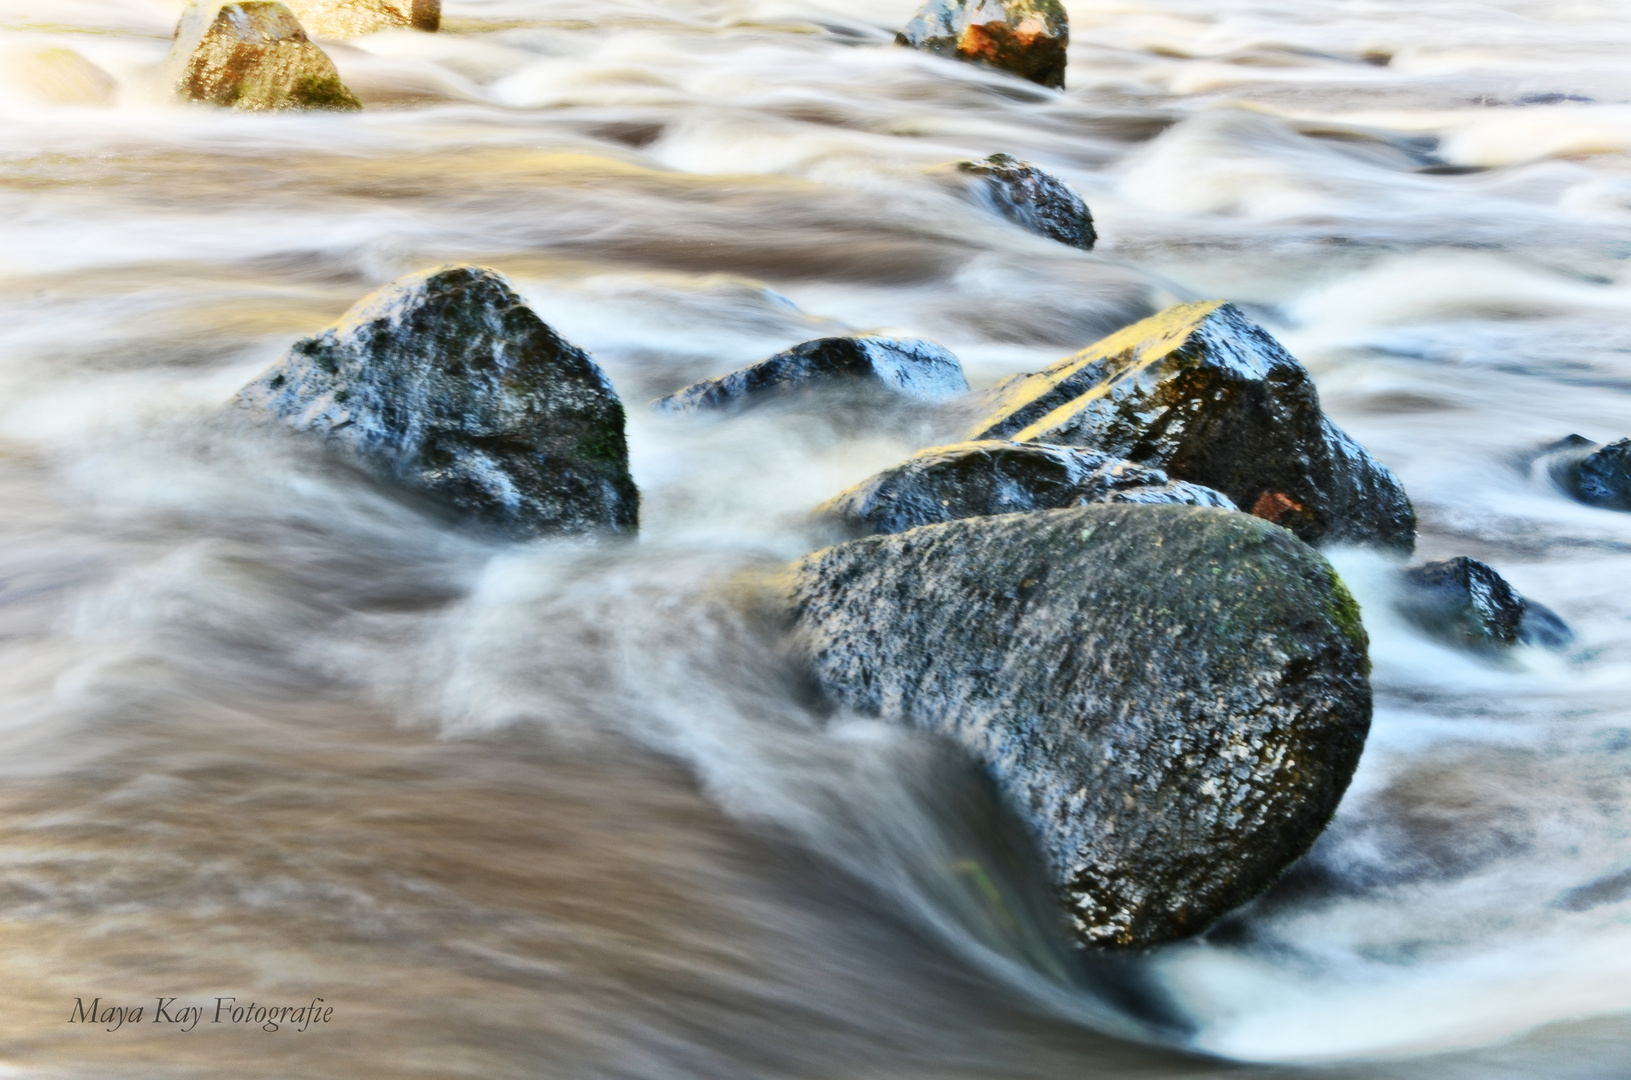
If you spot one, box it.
[967,300,1417,552]
[896,0,1068,89]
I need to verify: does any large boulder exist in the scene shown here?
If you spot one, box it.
[968,300,1417,552]
[1543,435,1631,511]
[169,1,361,111]
[897,0,1068,90]
[653,337,968,414]
[234,265,639,537]
[790,505,1372,948]
[958,154,1096,250]
[816,440,1231,537]
[1397,557,1573,651]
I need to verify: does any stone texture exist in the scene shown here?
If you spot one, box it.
[958,154,1096,250]
[654,337,968,414]
[897,0,1069,89]
[816,440,1232,537]
[180,0,438,39]
[1398,557,1573,651]
[169,1,361,111]
[790,504,1372,948]
[234,265,638,537]
[969,300,1417,552]
[1545,435,1631,511]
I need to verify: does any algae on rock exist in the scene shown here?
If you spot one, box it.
[169,1,361,111]
[791,504,1372,948]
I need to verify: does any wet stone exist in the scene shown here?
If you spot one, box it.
[896,0,1068,89]
[653,336,968,414]
[170,1,361,111]
[233,265,639,537]
[816,440,1232,537]
[968,300,1417,552]
[790,504,1372,948]
[958,154,1096,250]
[1398,557,1573,651]
[1544,435,1631,511]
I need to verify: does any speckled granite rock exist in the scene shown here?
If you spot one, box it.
[1544,435,1631,511]
[234,265,638,536]
[1398,557,1573,650]
[816,440,1231,536]
[897,0,1068,89]
[169,1,360,111]
[654,337,968,414]
[969,300,1417,552]
[180,0,437,40]
[958,154,1095,250]
[790,504,1372,948]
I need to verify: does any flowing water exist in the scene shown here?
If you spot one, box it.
[4,0,1631,1075]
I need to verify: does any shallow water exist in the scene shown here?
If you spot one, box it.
[4,0,1631,1076]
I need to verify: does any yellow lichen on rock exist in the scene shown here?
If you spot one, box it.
[168,1,361,111]
[180,0,439,38]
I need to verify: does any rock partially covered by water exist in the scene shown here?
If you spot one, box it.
[1398,557,1573,650]
[234,265,638,537]
[817,440,1231,537]
[969,300,1417,552]
[791,505,1372,948]
[958,154,1096,250]
[1544,435,1631,511]
[896,0,1068,89]
[654,337,968,414]
[285,0,439,35]
[170,1,361,111]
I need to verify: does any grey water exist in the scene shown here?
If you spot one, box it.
[4,0,1631,1076]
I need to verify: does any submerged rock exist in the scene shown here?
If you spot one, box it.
[170,1,361,111]
[817,440,1232,537]
[654,337,968,414]
[1544,435,1631,511]
[10,48,118,106]
[234,265,638,536]
[969,300,1417,552]
[1398,557,1573,651]
[791,505,1372,948]
[897,0,1069,89]
[958,154,1096,250]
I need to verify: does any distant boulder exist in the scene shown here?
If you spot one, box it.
[180,0,437,39]
[1398,557,1573,651]
[169,1,361,111]
[968,300,1417,552]
[817,440,1231,536]
[234,265,639,537]
[653,337,968,414]
[958,154,1096,250]
[791,504,1372,948]
[897,0,1068,89]
[1543,435,1631,511]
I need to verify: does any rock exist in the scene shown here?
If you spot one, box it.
[180,0,437,40]
[1398,557,1573,651]
[234,265,638,537]
[170,1,361,111]
[816,440,1232,537]
[968,300,1417,552]
[896,0,1069,90]
[1544,435,1631,511]
[654,337,969,414]
[958,154,1096,250]
[9,49,118,105]
[790,504,1372,948]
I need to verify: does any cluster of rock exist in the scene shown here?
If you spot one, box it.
[166,0,440,111]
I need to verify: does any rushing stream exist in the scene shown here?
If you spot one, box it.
[5,0,1631,1076]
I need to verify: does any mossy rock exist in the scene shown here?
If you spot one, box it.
[790,504,1372,948]
[169,1,361,111]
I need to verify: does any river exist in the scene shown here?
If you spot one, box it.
[3,0,1631,1076]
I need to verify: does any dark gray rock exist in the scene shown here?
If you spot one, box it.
[896,0,1068,89]
[958,154,1096,250]
[968,300,1417,552]
[1544,435,1631,511]
[654,336,968,414]
[1398,557,1573,651]
[234,265,638,537]
[816,439,1232,536]
[790,504,1372,948]
[169,1,361,111]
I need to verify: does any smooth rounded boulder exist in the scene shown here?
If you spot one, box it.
[790,504,1372,948]
[816,440,1231,537]
[169,1,361,111]
[234,265,639,537]
[969,300,1417,552]
[958,154,1096,250]
[897,0,1069,89]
